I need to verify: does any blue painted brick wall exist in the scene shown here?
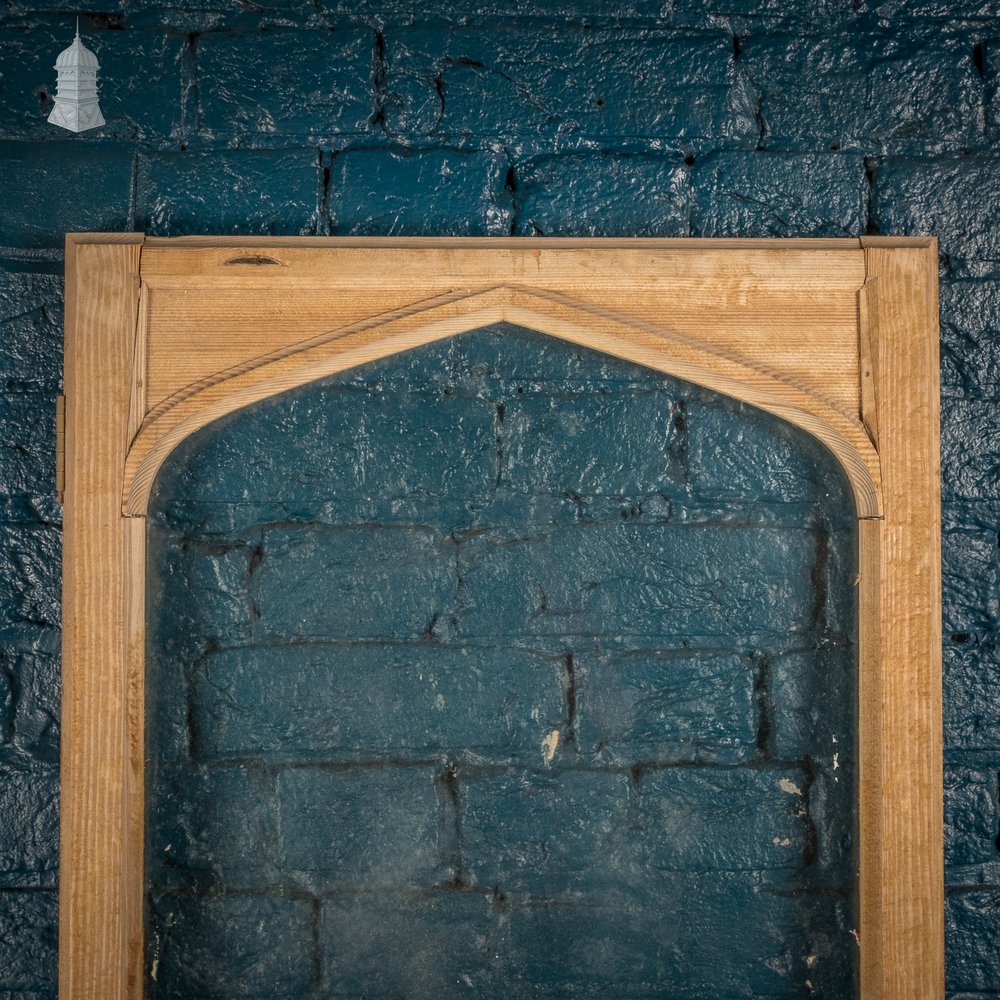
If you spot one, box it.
[145,330,858,998]
[0,0,997,996]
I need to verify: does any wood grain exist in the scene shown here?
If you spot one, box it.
[60,235,942,1000]
[60,236,143,1000]
[138,244,866,418]
[123,283,882,519]
[863,242,944,999]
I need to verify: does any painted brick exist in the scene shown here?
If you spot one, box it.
[739,33,983,152]
[81,29,187,143]
[944,641,1000,751]
[147,763,273,889]
[146,891,315,999]
[0,524,60,632]
[457,521,819,640]
[988,39,1000,136]
[314,0,693,21]
[318,875,854,998]
[501,390,689,497]
[196,29,372,142]
[514,153,691,237]
[0,143,132,249]
[124,0,317,32]
[574,650,758,764]
[810,760,856,882]
[4,0,126,13]
[940,279,1000,397]
[943,402,1000,500]
[0,765,57,886]
[635,765,811,871]
[945,764,1000,867]
[674,0,853,15]
[136,150,321,237]
[148,529,252,647]
[686,395,858,509]
[498,873,855,998]
[152,382,499,510]
[691,151,868,237]
[461,768,632,892]
[383,27,734,141]
[0,267,62,393]
[0,632,60,762]
[857,0,1000,14]
[876,156,1000,270]
[319,891,503,998]
[145,637,191,764]
[0,28,64,140]
[769,646,855,760]
[447,324,671,394]
[274,765,444,889]
[252,524,456,641]
[947,889,1000,993]
[192,644,565,762]
[942,506,1000,635]
[0,396,53,496]
[152,489,579,543]
[0,890,57,992]
[328,148,512,236]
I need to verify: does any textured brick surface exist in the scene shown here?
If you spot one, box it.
[274,766,444,889]
[739,33,983,153]
[945,765,999,867]
[195,29,372,143]
[0,890,57,992]
[0,27,186,143]
[144,331,857,997]
[513,153,692,237]
[0,143,133,249]
[876,156,1000,272]
[328,148,513,236]
[188,644,565,761]
[947,889,1000,993]
[691,151,868,238]
[0,1,997,996]
[136,150,322,236]
[0,766,58,887]
[383,27,734,142]
[317,875,852,999]
[940,279,1000,396]
[573,650,758,763]
[147,892,315,998]
[0,267,63,394]
[456,521,822,639]
[252,524,457,640]
[461,768,632,891]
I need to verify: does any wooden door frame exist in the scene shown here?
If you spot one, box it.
[59,234,942,999]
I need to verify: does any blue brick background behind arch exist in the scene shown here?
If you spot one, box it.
[0,1,999,995]
[144,327,858,998]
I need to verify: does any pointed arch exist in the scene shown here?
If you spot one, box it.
[123,284,881,517]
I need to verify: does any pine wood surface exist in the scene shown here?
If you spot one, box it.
[60,235,942,1000]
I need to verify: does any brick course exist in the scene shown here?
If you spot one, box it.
[0,1,996,996]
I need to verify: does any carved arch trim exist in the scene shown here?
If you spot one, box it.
[123,283,883,518]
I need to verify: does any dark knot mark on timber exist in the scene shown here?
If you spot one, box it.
[225,256,285,267]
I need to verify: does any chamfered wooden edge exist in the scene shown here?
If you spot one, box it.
[59,234,943,1000]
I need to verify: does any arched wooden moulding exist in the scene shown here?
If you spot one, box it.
[60,235,942,1000]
